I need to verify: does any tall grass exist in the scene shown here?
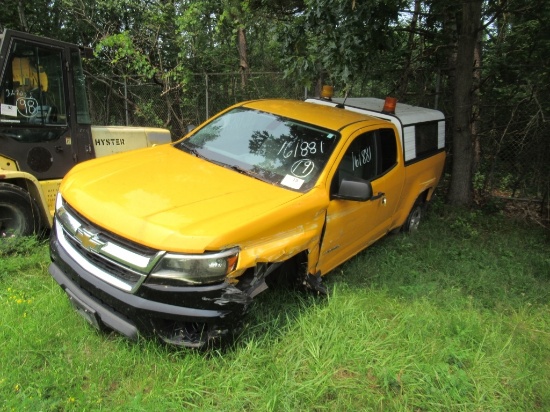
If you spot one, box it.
[1,205,549,411]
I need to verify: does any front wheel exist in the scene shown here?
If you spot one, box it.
[403,201,424,233]
[0,183,41,237]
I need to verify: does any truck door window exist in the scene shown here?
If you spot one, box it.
[332,128,397,192]
[0,41,67,132]
[335,131,378,184]
[379,128,398,173]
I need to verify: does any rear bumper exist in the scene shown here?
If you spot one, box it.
[49,229,252,348]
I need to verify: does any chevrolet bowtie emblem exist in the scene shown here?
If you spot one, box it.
[75,227,103,252]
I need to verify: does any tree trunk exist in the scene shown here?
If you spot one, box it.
[471,22,482,178]
[18,0,29,32]
[448,0,483,206]
[396,0,421,99]
[238,27,249,88]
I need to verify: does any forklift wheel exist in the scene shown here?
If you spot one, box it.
[0,183,41,237]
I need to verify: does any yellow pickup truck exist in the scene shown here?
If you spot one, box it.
[49,95,446,348]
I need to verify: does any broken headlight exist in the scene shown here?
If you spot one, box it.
[147,248,239,286]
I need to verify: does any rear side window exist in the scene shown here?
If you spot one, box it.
[415,122,439,157]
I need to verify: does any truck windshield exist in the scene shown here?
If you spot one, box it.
[176,108,340,192]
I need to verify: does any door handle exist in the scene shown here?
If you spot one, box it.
[54,145,64,153]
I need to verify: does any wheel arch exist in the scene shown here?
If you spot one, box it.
[391,187,432,233]
[0,171,52,230]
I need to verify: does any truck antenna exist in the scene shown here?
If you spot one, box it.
[336,83,354,109]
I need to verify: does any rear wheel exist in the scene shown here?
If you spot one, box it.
[403,201,424,233]
[0,183,41,237]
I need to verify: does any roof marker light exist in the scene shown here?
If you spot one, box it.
[320,85,334,100]
[382,97,397,114]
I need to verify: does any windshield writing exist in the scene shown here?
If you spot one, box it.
[176,108,339,192]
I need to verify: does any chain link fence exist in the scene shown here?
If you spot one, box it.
[87,73,305,139]
[85,71,549,221]
[477,99,550,221]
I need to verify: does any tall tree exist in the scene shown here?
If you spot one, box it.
[219,0,251,86]
[448,0,483,205]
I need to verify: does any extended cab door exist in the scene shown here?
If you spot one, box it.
[317,126,405,274]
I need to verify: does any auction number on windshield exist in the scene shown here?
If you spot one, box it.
[278,140,324,158]
[291,159,315,178]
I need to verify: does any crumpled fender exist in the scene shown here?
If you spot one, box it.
[235,208,325,277]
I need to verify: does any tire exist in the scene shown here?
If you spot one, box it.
[402,201,424,233]
[0,183,41,237]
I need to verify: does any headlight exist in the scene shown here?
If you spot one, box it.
[148,248,239,286]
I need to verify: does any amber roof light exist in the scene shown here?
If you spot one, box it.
[382,97,397,114]
[320,85,334,100]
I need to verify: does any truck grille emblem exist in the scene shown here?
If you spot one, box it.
[75,227,103,252]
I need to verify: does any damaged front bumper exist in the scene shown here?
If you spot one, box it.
[49,228,253,348]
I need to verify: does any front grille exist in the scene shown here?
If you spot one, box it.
[65,235,143,285]
[56,199,165,292]
[63,202,158,256]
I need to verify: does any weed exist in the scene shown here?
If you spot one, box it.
[0,235,44,257]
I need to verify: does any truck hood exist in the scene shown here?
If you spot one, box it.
[60,145,305,252]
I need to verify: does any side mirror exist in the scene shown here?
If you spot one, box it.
[332,179,373,201]
[185,124,196,134]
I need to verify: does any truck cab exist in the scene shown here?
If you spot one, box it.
[0,30,171,236]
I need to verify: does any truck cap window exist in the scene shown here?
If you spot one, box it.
[176,108,340,192]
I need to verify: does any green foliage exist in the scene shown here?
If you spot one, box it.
[473,171,485,191]
[0,0,22,31]
[0,236,48,290]
[0,236,45,261]
[95,32,156,78]
[279,0,404,88]
[479,0,550,198]
[133,101,164,128]
[174,1,234,73]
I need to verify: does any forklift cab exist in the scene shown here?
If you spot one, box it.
[0,30,94,179]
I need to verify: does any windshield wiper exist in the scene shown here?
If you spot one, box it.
[179,146,270,184]
[228,165,270,183]
[178,141,204,159]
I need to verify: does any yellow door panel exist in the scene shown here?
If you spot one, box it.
[317,126,405,274]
